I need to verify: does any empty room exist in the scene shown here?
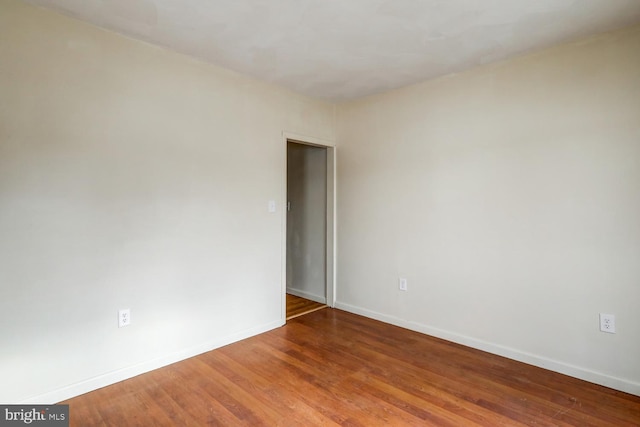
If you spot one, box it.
[1,0,639,425]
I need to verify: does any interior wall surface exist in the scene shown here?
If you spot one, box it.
[336,25,640,395]
[0,0,335,403]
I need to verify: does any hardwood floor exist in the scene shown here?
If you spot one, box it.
[286,293,327,320]
[63,309,640,426]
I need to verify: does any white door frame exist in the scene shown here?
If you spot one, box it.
[282,131,336,323]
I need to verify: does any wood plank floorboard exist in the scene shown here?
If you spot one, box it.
[286,293,327,320]
[62,309,640,426]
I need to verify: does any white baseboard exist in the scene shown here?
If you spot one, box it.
[286,288,326,304]
[20,319,284,404]
[334,301,640,397]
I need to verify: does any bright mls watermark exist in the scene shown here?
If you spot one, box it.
[0,405,68,426]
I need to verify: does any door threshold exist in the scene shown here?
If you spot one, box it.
[286,304,328,321]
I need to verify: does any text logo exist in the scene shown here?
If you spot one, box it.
[0,405,68,426]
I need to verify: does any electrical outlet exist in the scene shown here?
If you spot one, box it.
[599,313,615,334]
[118,309,131,328]
[399,277,408,291]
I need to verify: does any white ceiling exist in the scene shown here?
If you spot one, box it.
[23,0,640,101]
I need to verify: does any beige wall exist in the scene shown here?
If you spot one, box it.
[337,25,640,394]
[0,0,334,403]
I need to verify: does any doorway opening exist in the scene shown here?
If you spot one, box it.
[283,135,335,321]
